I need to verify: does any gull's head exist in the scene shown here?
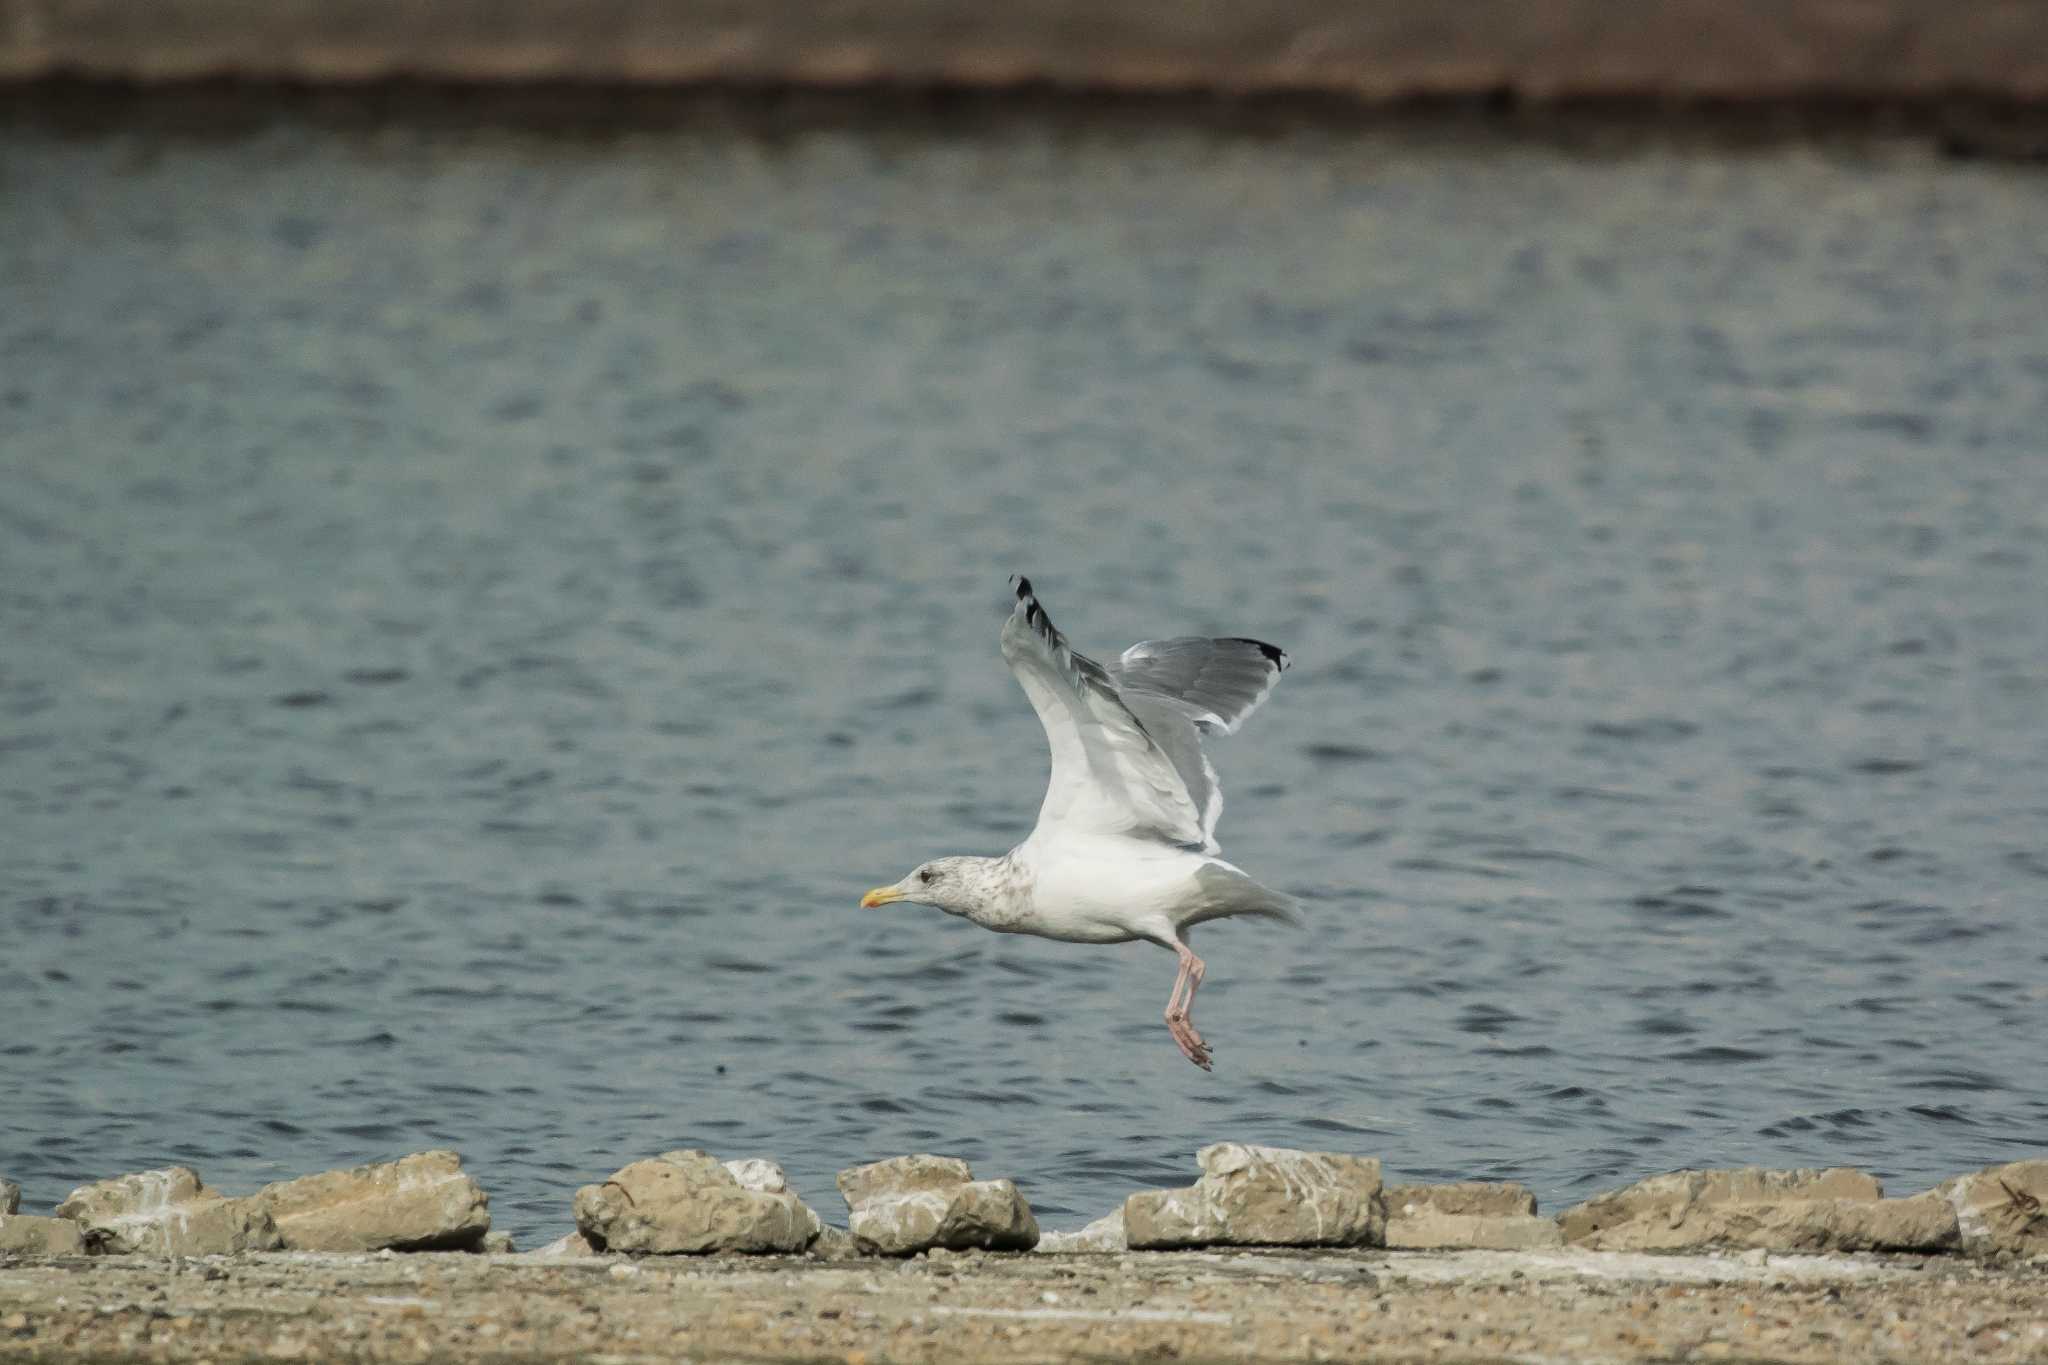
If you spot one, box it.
[859,856,991,917]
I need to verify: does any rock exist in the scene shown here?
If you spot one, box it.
[1386,1210,1563,1249]
[1386,1181,1539,1218]
[1609,1194,1956,1253]
[1559,1167,1955,1253]
[1557,1167,1879,1243]
[574,1151,821,1255]
[806,1224,864,1261]
[530,1230,603,1258]
[836,1155,1039,1254]
[478,1230,515,1254]
[1701,1193,1957,1253]
[2,1178,18,1215]
[1123,1144,1385,1250]
[0,1214,87,1255]
[1035,1208,1128,1254]
[56,1167,281,1256]
[1933,1159,2048,1257]
[1384,1180,1555,1249]
[254,1151,491,1252]
[722,1159,790,1193]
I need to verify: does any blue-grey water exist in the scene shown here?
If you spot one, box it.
[3,102,2046,1246]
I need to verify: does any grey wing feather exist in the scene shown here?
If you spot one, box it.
[1109,636,1291,846]
[1109,637,1290,735]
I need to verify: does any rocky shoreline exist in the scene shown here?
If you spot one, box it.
[5,1145,2045,1261]
[5,1146,2046,1361]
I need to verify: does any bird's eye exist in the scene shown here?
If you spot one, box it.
[918,867,938,884]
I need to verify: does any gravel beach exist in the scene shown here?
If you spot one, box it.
[3,1247,2045,1363]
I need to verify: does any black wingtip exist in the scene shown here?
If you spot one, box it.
[1225,636,1290,671]
[1010,575,1054,636]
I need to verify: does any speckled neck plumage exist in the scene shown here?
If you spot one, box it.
[951,853,1037,933]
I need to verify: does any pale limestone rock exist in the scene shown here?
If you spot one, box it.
[56,1167,281,1255]
[721,1158,790,1194]
[1732,1193,1955,1252]
[478,1230,514,1254]
[836,1155,1039,1254]
[1386,1181,1538,1218]
[1579,1193,1957,1253]
[806,1224,864,1261]
[0,1214,87,1255]
[1934,1159,2048,1257]
[254,1151,490,1252]
[837,1154,974,1208]
[1385,1210,1564,1249]
[575,1150,820,1255]
[1123,1144,1385,1250]
[1559,1166,1955,1253]
[728,1157,822,1242]
[531,1230,603,1258]
[1385,1179,1552,1249]
[1557,1167,1880,1243]
[1035,1208,1128,1254]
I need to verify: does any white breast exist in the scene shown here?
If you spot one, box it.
[998,832,1205,945]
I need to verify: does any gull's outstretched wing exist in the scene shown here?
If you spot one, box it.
[1000,577,1211,851]
[1109,637,1290,735]
[1110,636,1289,846]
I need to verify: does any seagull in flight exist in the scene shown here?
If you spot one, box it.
[861,576,1299,1069]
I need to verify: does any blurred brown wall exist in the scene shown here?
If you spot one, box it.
[4,0,2047,99]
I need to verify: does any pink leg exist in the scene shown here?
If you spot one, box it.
[1163,941,1212,1070]
[1165,951,1193,1018]
[1161,954,1194,1058]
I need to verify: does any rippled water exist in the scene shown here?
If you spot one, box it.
[3,101,2046,1245]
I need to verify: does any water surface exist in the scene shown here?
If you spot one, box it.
[3,104,2045,1243]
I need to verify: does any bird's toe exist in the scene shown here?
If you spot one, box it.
[1167,1020,1213,1069]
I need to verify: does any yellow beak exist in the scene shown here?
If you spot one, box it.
[860,886,905,909]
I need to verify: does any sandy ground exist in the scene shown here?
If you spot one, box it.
[2,1247,2046,1363]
